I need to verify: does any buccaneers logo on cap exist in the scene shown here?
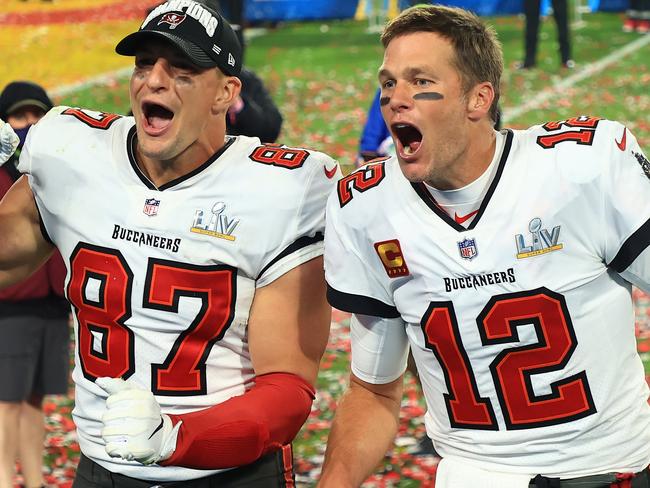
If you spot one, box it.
[158,12,186,29]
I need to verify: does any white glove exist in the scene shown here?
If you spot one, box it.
[96,377,182,465]
[0,119,19,165]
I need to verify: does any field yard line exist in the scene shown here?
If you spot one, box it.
[503,34,650,123]
[51,33,650,111]
[50,67,133,98]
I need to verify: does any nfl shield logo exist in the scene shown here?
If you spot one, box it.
[143,198,160,217]
[458,238,478,260]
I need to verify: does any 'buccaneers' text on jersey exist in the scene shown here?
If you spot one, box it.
[19,106,340,481]
[325,117,650,478]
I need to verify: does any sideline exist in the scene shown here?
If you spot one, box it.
[51,68,133,98]
[503,34,650,123]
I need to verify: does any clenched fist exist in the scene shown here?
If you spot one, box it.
[96,377,182,465]
[0,119,19,165]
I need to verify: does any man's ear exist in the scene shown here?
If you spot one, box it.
[467,81,494,122]
[212,75,242,114]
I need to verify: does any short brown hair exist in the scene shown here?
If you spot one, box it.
[381,5,503,123]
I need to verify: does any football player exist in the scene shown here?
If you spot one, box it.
[0,81,70,488]
[0,1,340,486]
[320,5,650,488]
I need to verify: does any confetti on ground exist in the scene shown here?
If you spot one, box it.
[14,289,650,487]
[5,3,650,486]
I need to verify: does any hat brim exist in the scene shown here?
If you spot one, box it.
[116,30,217,69]
[6,99,51,116]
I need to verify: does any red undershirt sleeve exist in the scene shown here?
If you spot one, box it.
[162,372,315,469]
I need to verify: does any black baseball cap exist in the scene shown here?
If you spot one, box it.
[0,81,53,121]
[116,0,242,76]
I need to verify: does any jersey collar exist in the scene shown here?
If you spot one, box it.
[410,129,513,232]
[126,126,236,191]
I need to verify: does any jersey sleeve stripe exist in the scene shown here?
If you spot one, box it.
[35,197,54,245]
[608,217,650,272]
[326,284,400,318]
[257,232,324,280]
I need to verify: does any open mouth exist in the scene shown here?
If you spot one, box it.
[392,123,422,156]
[142,101,174,132]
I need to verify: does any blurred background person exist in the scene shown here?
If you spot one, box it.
[623,0,650,33]
[216,0,284,142]
[227,67,283,142]
[0,81,70,488]
[519,0,574,69]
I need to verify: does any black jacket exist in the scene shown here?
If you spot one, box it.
[227,68,283,143]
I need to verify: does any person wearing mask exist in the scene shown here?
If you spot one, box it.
[0,81,69,488]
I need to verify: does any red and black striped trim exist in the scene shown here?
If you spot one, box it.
[411,129,513,232]
[326,284,400,318]
[126,127,235,191]
[609,217,650,273]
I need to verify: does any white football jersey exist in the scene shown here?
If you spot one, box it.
[325,117,650,478]
[19,106,340,481]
